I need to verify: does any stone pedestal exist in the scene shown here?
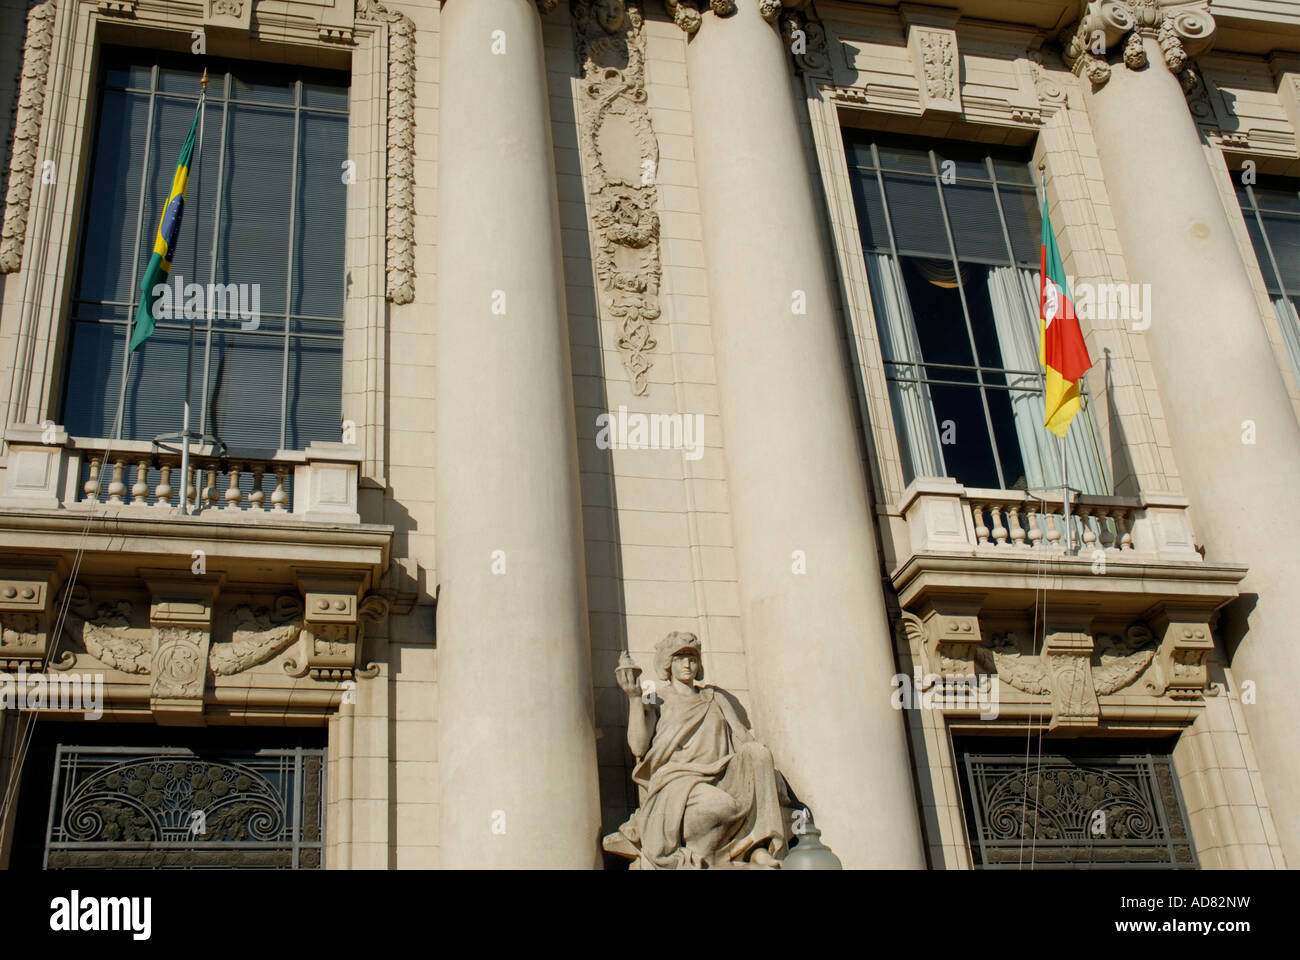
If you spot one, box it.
[434,0,601,869]
[1084,29,1300,865]
[681,0,924,868]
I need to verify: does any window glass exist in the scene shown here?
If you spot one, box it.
[1235,176,1300,387]
[61,48,350,453]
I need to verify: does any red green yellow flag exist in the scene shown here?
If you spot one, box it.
[1038,196,1092,438]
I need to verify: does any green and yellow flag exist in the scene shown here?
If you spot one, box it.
[129,103,201,352]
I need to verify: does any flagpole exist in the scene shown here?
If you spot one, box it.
[1061,433,1072,555]
[179,70,207,517]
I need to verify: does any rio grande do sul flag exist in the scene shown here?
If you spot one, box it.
[129,102,200,352]
[1038,196,1092,438]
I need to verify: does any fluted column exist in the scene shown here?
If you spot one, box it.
[679,0,924,868]
[1072,1,1300,865]
[435,0,601,868]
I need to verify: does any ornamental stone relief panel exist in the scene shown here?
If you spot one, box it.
[572,1,661,396]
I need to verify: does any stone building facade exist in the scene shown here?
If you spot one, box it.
[0,0,1295,869]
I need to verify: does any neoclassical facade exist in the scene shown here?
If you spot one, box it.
[0,0,1295,869]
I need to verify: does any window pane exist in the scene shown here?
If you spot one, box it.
[883,173,949,258]
[202,331,286,451]
[1259,213,1300,286]
[1000,187,1041,266]
[848,169,889,254]
[293,112,348,318]
[285,337,343,447]
[217,104,294,318]
[302,82,349,112]
[77,90,151,305]
[944,182,1009,262]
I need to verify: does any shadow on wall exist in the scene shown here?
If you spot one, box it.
[1104,348,1140,498]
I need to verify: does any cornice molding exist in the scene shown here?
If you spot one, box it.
[1061,0,1216,89]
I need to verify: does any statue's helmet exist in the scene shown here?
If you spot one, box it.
[655,631,703,682]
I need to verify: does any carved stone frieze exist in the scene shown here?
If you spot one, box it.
[1061,0,1215,90]
[356,0,416,305]
[0,0,56,275]
[975,622,1161,729]
[209,595,305,675]
[573,1,662,395]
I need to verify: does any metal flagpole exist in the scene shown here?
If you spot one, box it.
[1061,434,1072,554]
[179,69,207,517]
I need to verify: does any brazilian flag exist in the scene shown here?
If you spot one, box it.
[129,103,201,352]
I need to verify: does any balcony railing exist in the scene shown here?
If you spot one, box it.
[896,478,1203,563]
[0,424,363,523]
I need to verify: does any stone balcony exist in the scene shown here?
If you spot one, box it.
[0,424,397,723]
[883,478,1249,731]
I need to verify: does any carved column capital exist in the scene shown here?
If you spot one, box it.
[1061,0,1215,88]
[666,0,800,37]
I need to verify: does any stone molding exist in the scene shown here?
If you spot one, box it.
[572,1,661,394]
[1061,0,1216,90]
[0,0,57,275]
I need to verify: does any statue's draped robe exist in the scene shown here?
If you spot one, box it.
[616,686,785,868]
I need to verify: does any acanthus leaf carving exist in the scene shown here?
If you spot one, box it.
[1061,1,1215,89]
[356,0,416,305]
[1,0,57,275]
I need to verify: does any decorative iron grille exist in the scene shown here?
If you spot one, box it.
[961,751,1196,868]
[45,745,324,869]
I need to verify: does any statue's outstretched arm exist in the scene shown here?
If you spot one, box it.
[617,651,655,758]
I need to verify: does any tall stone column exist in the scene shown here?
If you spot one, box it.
[675,0,924,868]
[1068,1,1300,866]
[435,0,601,869]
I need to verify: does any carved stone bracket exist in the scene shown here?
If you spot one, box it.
[1061,0,1215,89]
[1146,604,1216,699]
[287,577,386,680]
[573,1,662,394]
[0,560,63,671]
[205,0,252,34]
[145,575,223,723]
[0,0,57,275]
[899,596,984,680]
[356,0,416,305]
[779,2,830,79]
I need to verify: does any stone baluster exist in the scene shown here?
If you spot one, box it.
[972,503,990,545]
[1097,507,1115,550]
[107,459,127,504]
[271,466,289,512]
[990,505,1008,546]
[1045,507,1062,548]
[83,457,101,502]
[1026,503,1043,547]
[249,468,266,511]
[1079,507,1097,551]
[1117,508,1134,551]
[225,464,243,510]
[1008,505,1026,546]
[202,468,218,511]
[156,463,174,508]
[133,459,150,504]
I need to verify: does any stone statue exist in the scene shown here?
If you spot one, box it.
[603,632,787,869]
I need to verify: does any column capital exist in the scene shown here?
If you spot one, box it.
[666,0,810,37]
[1061,0,1215,88]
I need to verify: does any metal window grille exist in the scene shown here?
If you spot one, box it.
[960,751,1197,869]
[44,745,325,869]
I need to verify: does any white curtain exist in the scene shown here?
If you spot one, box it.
[866,254,945,481]
[986,266,1109,496]
[1270,295,1300,392]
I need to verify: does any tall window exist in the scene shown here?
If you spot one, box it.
[844,131,1108,494]
[60,49,350,453]
[1235,174,1300,390]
